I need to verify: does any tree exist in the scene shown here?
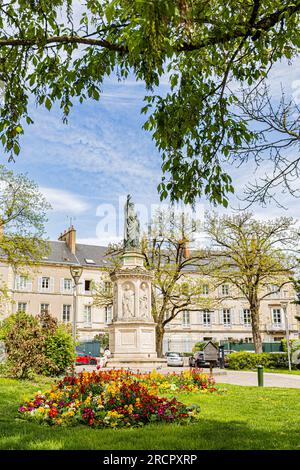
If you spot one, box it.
[0,165,50,269]
[205,212,298,353]
[0,1,299,206]
[93,209,217,357]
[233,84,300,207]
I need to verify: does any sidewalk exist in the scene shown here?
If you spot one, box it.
[215,369,300,389]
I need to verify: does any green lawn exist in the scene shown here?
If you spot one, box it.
[0,376,299,450]
[227,368,300,375]
[261,368,300,375]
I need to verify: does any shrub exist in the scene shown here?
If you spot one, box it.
[4,312,53,378]
[2,312,75,378]
[43,324,76,376]
[227,351,289,370]
[193,340,219,353]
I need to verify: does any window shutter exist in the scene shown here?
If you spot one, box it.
[219,310,223,324]
[210,311,215,324]
[50,277,54,293]
[240,310,244,325]
[230,309,235,325]
[38,277,42,292]
[27,278,32,292]
[15,275,20,290]
[198,311,203,324]
[60,278,65,293]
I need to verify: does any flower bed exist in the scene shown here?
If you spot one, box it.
[18,368,216,428]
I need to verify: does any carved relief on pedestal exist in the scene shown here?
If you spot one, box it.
[121,282,135,319]
[139,282,149,319]
[113,283,118,321]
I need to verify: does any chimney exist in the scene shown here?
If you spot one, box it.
[58,225,76,254]
[183,239,190,258]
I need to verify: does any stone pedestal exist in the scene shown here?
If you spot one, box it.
[108,250,166,368]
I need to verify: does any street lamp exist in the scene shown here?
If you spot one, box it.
[281,301,292,371]
[70,265,83,341]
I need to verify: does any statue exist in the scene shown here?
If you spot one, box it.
[124,194,140,250]
[139,283,149,319]
[122,284,135,318]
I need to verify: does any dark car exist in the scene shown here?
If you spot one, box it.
[189,351,207,368]
[75,350,98,365]
[189,350,222,368]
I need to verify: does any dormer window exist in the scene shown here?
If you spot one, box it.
[85,258,95,264]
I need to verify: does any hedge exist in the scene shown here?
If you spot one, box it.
[226,351,289,370]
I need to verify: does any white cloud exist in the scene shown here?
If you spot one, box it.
[77,236,121,247]
[41,187,90,214]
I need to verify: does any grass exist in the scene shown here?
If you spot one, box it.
[0,376,299,450]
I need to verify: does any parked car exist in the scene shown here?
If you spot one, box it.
[189,351,207,368]
[189,350,223,368]
[75,350,98,365]
[166,352,184,367]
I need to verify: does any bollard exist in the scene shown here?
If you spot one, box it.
[257,365,264,387]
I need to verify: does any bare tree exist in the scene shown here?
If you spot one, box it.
[233,84,300,207]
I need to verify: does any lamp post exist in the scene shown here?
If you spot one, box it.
[70,265,83,341]
[281,301,292,371]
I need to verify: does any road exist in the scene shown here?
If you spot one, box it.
[75,365,300,389]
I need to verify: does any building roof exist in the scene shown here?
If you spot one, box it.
[43,241,111,268]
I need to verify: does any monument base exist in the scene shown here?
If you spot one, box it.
[109,320,158,358]
[106,358,167,370]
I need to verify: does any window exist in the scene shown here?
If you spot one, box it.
[84,280,92,292]
[222,284,229,296]
[16,275,31,291]
[203,310,211,327]
[243,309,251,326]
[105,306,112,324]
[41,277,50,289]
[164,311,171,321]
[202,284,209,295]
[104,281,112,294]
[223,309,231,327]
[62,305,71,323]
[84,305,92,326]
[274,336,284,342]
[17,302,27,312]
[182,310,190,327]
[40,303,49,314]
[269,285,280,298]
[63,278,72,292]
[272,308,282,326]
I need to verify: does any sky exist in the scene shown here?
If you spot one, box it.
[3,6,300,247]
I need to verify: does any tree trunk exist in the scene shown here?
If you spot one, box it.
[250,301,263,353]
[155,323,165,358]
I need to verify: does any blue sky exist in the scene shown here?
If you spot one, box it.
[5,38,300,246]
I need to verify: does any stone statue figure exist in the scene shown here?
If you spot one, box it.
[122,284,135,318]
[124,194,140,250]
[139,283,149,319]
